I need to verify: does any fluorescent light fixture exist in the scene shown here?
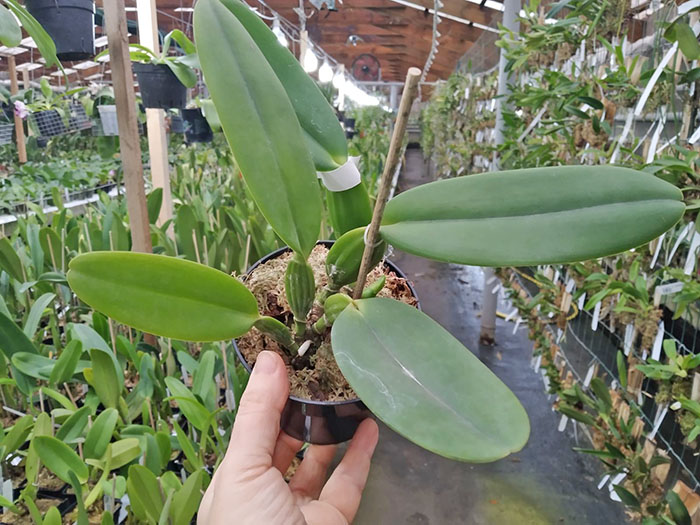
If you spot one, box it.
[344,80,379,107]
[174,7,194,12]
[464,0,504,11]
[318,59,333,83]
[302,47,318,73]
[387,0,499,32]
[124,7,137,11]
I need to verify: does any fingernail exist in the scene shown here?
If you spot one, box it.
[254,351,277,375]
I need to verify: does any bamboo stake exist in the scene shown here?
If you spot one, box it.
[8,56,26,164]
[353,67,421,299]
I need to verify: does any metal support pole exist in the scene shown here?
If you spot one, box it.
[390,84,399,111]
[479,0,519,345]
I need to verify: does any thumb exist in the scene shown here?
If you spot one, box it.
[223,351,289,475]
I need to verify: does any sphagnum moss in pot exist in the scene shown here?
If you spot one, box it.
[66,0,685,462]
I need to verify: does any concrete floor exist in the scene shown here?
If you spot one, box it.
[352,150,627,525]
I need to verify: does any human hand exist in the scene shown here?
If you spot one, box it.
[197,350,379,525]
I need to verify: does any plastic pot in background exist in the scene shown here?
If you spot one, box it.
[182,108,213,143]
[97,105,119,136]
[234,241,420,445]
[344,117,356,139]
[170,114,185,134]
[0,123,13,145]
[133,63,187,109]
[32,110,66,137]
[26,0,95,61]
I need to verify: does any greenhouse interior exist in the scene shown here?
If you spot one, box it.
[0,0,700,523]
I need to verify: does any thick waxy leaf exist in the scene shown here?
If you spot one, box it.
[11,352,54,380]
[67,252,260,341]
[171,470,205,525]
[216,0,347,170]
[89,349,122,409]
[0,238,23,282]
[164,377,212,432]
[127,465,164,523]
[24,293,55,339]
[84,408,119,459]
[0,4,20,48]
[332,298,529,462]
[33,436,89,484]
[0,313,37,360]
[380,166,684,266]
[49,340,83,385]
[194,0,321,257]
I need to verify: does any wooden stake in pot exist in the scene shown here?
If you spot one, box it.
[353,67,421,299]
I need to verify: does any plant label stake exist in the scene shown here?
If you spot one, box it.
[353,67,421,299]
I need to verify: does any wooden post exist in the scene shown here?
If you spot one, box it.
[353,67,421,299]
[137,0,174,236]
[103,0,152,254]
[8,56,27,164]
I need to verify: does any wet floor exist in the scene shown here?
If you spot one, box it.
[352,149,627,525]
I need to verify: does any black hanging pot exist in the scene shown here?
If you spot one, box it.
[233,241,420,445]
[26,0,95,61]
[344,117,356,139]
[182,108,212,143]
[133,63,187,109]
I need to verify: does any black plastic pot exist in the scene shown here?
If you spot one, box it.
[233,241,420,445]
[26,0,95,61]
[170,114,185,134]
[182,108,213,143]
[33,110,66,137]
[134,63,187,109]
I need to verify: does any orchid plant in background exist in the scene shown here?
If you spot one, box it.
[65,0,685,462]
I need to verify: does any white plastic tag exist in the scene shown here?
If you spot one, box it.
[623,324,635,356]
[318,156,362,192]
[592,301,601,331]
[651,321,664,360]
[684,232,700,275]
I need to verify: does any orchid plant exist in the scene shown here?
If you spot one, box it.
[65,0,685,462]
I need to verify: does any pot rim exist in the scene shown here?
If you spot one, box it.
[234,240,420,407]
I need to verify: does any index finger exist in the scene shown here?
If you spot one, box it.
[222,351,289,476]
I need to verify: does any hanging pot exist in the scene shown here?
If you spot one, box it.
[133,63,187,109]
[33,110,66,137]
[25,0,95,61]
[182,108,213,143]
[97,105,119,136]
[233,241,420,445]
[0,123,13,145]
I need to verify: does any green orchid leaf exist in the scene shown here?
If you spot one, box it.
[3,0,59,68]
[147,188,163,225]
[0,312,35,358]
[0,3,20,47]
[33,435,89,484]
[23,292,55,339]
[331,297,529,462]
[164,377,212,432]
[1,414,33,459]
[126,465,163,524]
[84,408,119,460]
[89,349,122,410]
[67,252,260,342]
[380,166,684,266]
[216,0,347,171]
[109,438,141,469]
[667,490,692,525]
[194,0,321,257]
[49,340,83,386]
[163,60,198,89]
[55,405,91,444]
[0,238,24,282]
[170,470,205,525]
[11,352,54,380]
[173,423,203,472]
